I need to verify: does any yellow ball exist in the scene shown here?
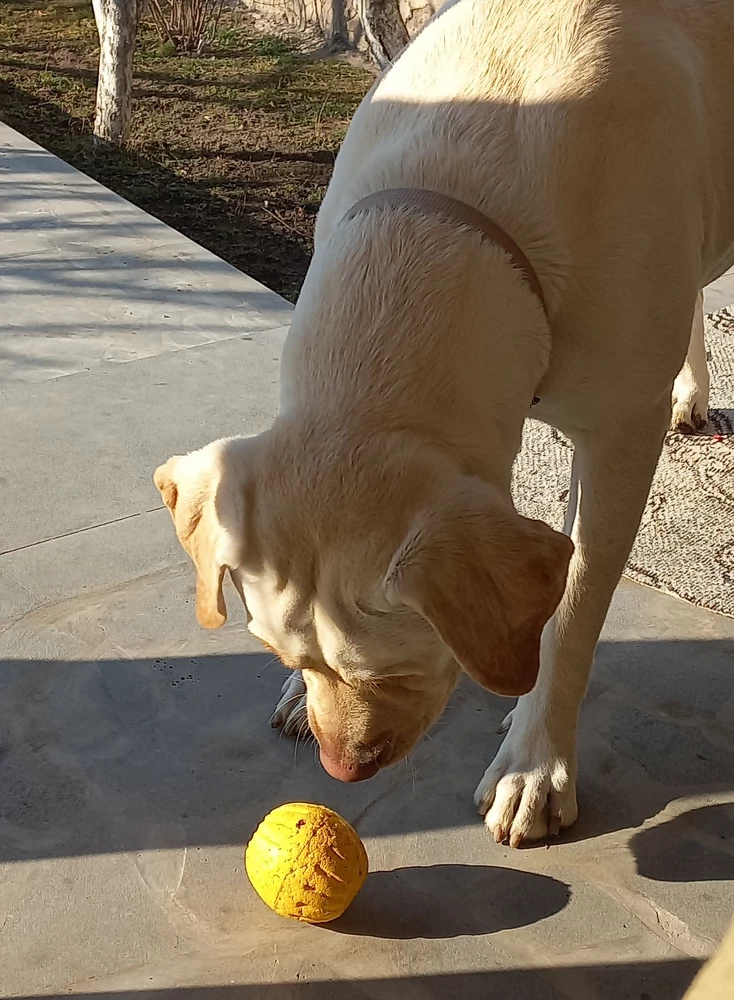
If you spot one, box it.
[245,802,368,923]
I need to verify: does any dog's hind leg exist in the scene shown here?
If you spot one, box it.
[671,290,710,433]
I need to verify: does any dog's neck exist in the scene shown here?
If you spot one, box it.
[281,208,551,493]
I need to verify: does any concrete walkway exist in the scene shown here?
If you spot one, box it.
[1,123,733,1000]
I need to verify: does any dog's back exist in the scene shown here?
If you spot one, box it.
[309,0,734,425]
[319,0,734,290]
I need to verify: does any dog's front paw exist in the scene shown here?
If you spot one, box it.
[474,711,577,847]
[270,671,308,736]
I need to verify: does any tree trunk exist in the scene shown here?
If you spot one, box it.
[93,0,140,146]
[358,0,409,69]
[91,0,105,36]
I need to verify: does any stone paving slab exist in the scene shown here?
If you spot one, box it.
[0,332,286,575]
[1,122,733,1000]
[0,127,292,388]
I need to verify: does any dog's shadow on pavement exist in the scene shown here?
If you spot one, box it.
[330,864,570,938]
[630,804,734,884]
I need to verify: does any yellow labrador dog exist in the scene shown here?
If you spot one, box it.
[155,0,734,846]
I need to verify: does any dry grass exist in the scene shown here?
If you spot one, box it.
[0,0,372,299]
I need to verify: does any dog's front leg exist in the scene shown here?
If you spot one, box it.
[475,404,670,845]
[270,670,308,735]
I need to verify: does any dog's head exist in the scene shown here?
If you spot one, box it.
[154,430,572,782]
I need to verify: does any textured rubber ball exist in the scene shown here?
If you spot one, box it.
[245,802,368,923]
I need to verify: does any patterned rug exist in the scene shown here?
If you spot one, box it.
[512,308,734,617]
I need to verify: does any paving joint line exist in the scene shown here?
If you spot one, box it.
[0,506,165,557]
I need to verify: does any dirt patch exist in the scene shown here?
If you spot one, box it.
[0,0,373,300]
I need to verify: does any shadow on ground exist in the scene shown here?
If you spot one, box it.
[10,960,705,999]
[0,80,314,299]
[1,638,733,867]
[632,804,734,883]
[332,864,570,938]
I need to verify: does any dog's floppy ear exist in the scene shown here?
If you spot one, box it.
[383,478,573,696]
[154,442,246,630]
